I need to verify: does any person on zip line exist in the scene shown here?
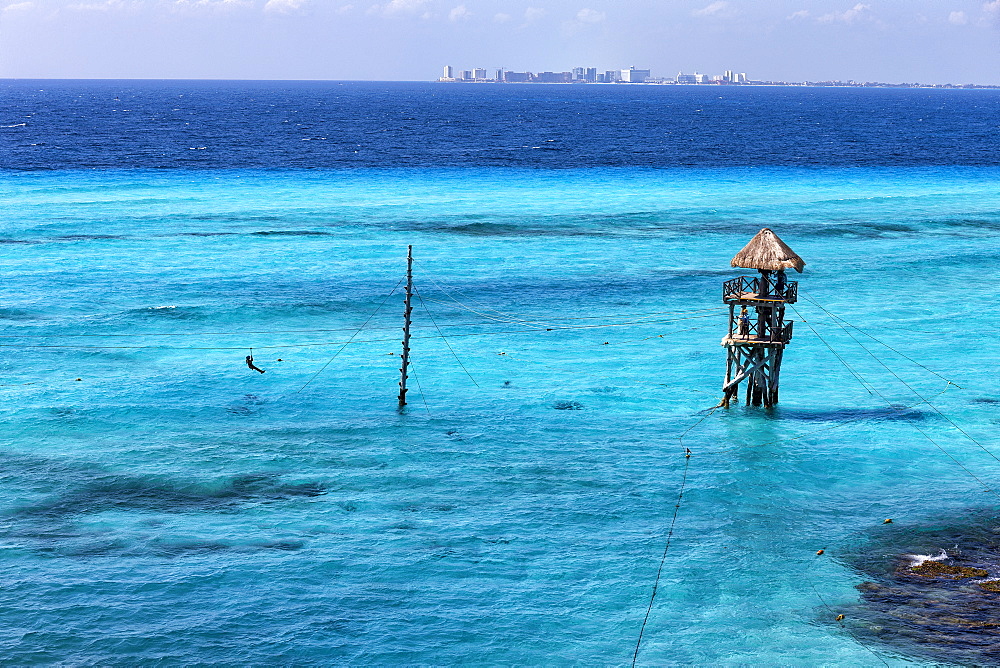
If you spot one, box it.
[246,352,265,374]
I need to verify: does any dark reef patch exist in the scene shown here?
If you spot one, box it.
[12,471,327,520]
[842,510,1000,664]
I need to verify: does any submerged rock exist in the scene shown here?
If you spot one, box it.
[843,510,1000,664]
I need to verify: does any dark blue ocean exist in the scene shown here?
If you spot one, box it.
[1,80,999,664]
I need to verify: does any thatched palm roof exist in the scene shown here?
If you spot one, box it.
[730,228,805,273]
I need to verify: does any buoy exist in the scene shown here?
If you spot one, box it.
[75,378,81,381]
[884,519,893,524]
[836,614,844,621]
[277,358,283,362]
[816,549,825,555]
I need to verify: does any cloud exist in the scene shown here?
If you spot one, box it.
[949,10,967,24]
[375,0,428,16]
[173,0,252,13]
[67,0,127,11]
[817,3,871,24]
[2,0,34,12]
[523,6,544,22]
[576,7,604,23]
[786,9,809,20]
[448,3,468,21]
[692,1,734,18]
[493,11,510,22]
[264,0,305,13]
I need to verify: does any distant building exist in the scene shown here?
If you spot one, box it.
[573,67,585,81]
[620,67,650,83]
[461,70,472,81]
[502,71,532,83]
[495,68,504,81]
[442,65,454,79]
[535,71,572,83]
[676,72,698,84]
[604,70,620,83]
[473,68,488,80]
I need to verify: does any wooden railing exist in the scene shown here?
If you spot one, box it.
[728,318,794,344]
[722,276,798,304]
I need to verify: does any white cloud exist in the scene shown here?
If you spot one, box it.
[68,0,126,12]
[949,10,968,24]
[493,11,510,22]
[817,3,871,24]
[692,1,733,18]
[523,6,544,22]
[264,0,305,13]
[2,0,34,12]
[377,0,428,15]
[576,7,604,23]
[173,0,252,13]
[787,9,809,20]
[448,3,468,21]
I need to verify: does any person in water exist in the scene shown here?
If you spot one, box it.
[246,354,265,374]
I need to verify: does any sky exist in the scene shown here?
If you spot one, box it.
[1,0,999,83]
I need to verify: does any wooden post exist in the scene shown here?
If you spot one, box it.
[398,245,413,408]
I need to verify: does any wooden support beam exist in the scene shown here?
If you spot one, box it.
[398,245,413,409]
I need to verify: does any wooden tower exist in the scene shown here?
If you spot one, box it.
[720,229,805,408]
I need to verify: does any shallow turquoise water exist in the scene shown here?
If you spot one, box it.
[0,167,997,664]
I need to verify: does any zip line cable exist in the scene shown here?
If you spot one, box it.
[0,306,724,340]
[413,283,479,388]
[421,273,559,328]
[809,579,890,667]
[790,307,878,396]
[294,278,404,394]
[632,449,691,667]
[406,359,432,414]
[799,292,959,388]
[632,405,717,666]
[0,314,724,352]
[796,301,1000,466]
[789,303,1000,500]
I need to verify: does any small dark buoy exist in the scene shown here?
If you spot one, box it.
[816,549,825,555]
[277,358,283,362]
[884,519,893,524]
[836,614,844,621]
[75,378,82,381]
[602,341,609,345]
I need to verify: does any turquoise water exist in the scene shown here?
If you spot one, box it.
[0,166,997,664]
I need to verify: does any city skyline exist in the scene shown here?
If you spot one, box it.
[1,1,999,83]
[437,63,996,88]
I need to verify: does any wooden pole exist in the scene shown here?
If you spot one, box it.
[398,245,413,408]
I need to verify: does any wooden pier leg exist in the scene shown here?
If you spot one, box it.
[397,245,413,409]
[722,347,735,408]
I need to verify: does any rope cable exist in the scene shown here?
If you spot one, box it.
[632,406,718,666]
[790,304,1000,500]
[800,292,958,388]
[294,278,404,394]
[413,283,479,388]
[798,302,1000,466]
